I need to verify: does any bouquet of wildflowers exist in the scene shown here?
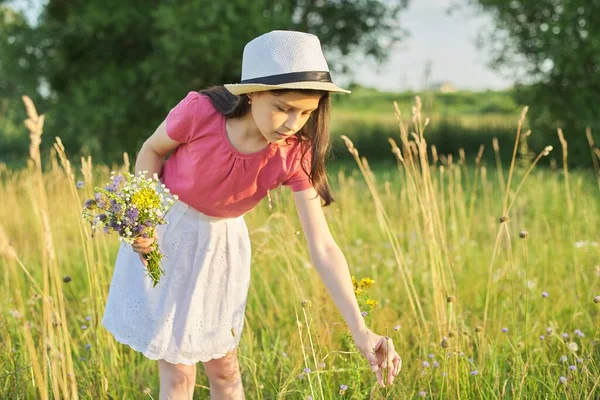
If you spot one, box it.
[79,171,178,287]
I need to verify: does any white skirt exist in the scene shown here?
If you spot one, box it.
[101,199,252,365]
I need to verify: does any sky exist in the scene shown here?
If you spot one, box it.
[343,0,513,92]
[10,0,512,93]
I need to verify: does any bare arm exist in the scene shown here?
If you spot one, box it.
[135,119,182,178]
[293,187,402,387]
[132,119,182,264]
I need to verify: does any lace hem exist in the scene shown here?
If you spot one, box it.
[105,325,240,365]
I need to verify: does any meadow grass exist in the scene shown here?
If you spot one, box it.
[0,96,599,399]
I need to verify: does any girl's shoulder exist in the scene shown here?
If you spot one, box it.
[166,92,221,143]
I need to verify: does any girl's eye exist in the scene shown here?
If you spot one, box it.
[277,106,289,112]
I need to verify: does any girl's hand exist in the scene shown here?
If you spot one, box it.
[132,230,159,267]
[353,327,402,387]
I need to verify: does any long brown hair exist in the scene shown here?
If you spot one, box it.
[200,85,334,206]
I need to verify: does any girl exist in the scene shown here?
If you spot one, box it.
[101,30,401,399]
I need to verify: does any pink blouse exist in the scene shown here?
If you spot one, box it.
[158,91,312,218]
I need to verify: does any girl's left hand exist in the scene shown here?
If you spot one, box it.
[353,328,402,387]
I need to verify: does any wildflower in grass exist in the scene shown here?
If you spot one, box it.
[519,230,529,239]
[441,337,449,348]
[85,316,92,321]
[542,291,549,298]
[502,327,508,333]
[81,325,87,330]
[594,295,600,304]
[76,181,85,189]
[85,343,91,350]
[394,325,401,331]
[303,367,311,373]
[468,358,474,363]
[422,361,430,368]
[359,277,375,289]
[365,298,378,309]
[470,370,479,376]
[339,384,348,395]
[576,358,583,363]
[574,329,584,337]
[546,327,553,335]
[447,295,456,303]
[569,365,576,371]
[562,333,569,339]
[80,171,177,287]
[419,391,427,397]
[297,373,305,380]
[361,311,368,317]
[142,388,151,395]
[433,361,440,368]
[559,376,567,384]
[568,342,578,352]
[559,355,567,363]
[428,353,435,359]
[539,335,545,340]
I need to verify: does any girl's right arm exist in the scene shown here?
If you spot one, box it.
[132,119,183,266]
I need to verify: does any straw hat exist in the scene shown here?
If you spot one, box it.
[224,30,350,95]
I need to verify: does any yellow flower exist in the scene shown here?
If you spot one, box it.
[354,288,363,296]
[131,188,160,211]
[359,277,375,289]
[351,275,358,290]
[366,299,378,308]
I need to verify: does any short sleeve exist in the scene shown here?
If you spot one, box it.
[165,91,205,143]
[282,148,313,192]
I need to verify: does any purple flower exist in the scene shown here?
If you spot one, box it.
[393,325,401,331]
[84,199,96,209]
[428,353,435,359]
[542,291,549,298]
[559,356,567,363]
[574,329,584,338]
[562,333,569,339]
[95,193,106,208]
[81,325,87,330]
[76,181,85,189]
[303,367,311,373]
[576,358,583,363]
[546,327,553,335]
[339,384,348,391]
[468,357,474,363]
[433,361,440,368]
[126,207,139,221]
[559,376,567,384]
[85,343,91,350]
[470,370,479,376]
[361,311,368,317]
[419,391,427,397]
[502,327,508,333]
[422,361,430,368]
[569,365,576,371]
[539,335,545,340]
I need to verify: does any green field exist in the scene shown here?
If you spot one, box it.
[1,97,600,399]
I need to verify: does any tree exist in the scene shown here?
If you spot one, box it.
[0,0,409,162]
[467,0,600,163]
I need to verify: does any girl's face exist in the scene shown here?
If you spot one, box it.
[247,91,322,143]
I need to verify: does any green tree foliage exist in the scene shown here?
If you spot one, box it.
[469,0,600,163]
[0,0,408,162]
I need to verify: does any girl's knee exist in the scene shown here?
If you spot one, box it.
[158,360,197,387]
[203,352,241,385]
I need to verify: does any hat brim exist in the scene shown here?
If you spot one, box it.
[224,81,351,95]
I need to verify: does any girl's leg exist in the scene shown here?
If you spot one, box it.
[158,360,197,400]
[202,349,245,399]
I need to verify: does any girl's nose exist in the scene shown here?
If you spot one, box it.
[285,114,300,132]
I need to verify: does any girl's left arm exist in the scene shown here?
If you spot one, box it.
[293,188,401,387]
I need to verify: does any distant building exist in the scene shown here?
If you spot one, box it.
[428,81,457,93]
